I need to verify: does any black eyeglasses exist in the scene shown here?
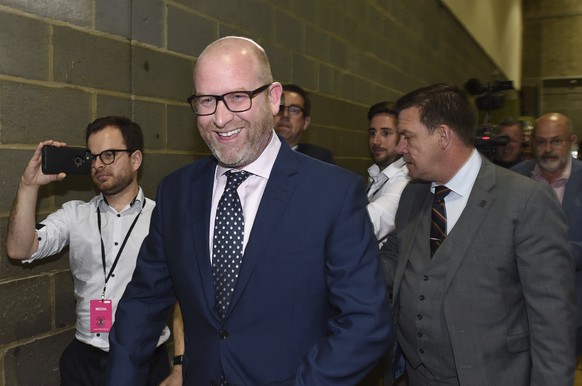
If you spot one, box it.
[187,84,271,116]
[277,104,304,117]
[89,149,133,165]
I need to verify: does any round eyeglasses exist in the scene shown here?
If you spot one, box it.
[89,149,133,165]
[187,84,271,116]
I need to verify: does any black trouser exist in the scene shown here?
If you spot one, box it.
[59,338,170,386]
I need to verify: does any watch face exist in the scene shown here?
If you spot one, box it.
[173,355,184,366]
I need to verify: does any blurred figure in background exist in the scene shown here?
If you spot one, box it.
[493,118,527,168]
[366,101,409,246]
[274,84,335,164]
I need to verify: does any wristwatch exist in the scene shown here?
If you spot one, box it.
[173,355,184,366]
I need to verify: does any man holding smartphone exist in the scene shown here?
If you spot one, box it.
[5,116,175,385]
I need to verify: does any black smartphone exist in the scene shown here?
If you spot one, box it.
[41,145,91,174]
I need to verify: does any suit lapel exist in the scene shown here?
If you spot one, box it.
[393,158,497,305]
[224,144,300,320]
[438,158,496,294]
[188,159,221,321]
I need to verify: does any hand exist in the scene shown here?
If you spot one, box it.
[21,140,68,188]
[158,366,182,386]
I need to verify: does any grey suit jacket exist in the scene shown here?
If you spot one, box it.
[381,156,576,386]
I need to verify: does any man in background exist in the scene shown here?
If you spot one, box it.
[512,112,582,380]
[274,83,335,164]
[6,116,171,385]
[366,101,409,245]
[493,118,527,168]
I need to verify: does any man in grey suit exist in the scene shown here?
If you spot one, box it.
[380,84,576,385]
[512,112,582,378]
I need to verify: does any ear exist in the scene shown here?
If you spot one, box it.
[437,125,452,149]
[131,150,143,172]
[268,82,283,115]
[303,116,311,131]
[570,133,578,145]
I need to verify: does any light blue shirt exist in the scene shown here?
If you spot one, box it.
[431,149,482,234]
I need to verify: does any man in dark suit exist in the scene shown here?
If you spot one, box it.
[512,112,582,378]
[380,84,575,385]
[106,36,393,385]
[274,84,335,164]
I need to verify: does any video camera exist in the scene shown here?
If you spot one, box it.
[464,78,514,111]
[464,78,514,156]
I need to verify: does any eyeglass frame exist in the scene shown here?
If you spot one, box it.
[187,84,271,116]
[531,136,569,148]
[89,149,134,165]
[277,104,305,117]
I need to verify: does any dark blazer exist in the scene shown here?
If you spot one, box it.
[296,143,335,164]
[107,141,393,385]
[512,158,582,334]
[382,156,576,385]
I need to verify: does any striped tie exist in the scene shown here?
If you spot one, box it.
[430,185,451,256]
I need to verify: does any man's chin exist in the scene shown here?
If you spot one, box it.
[275,128,290,137]
[540,160,561,173]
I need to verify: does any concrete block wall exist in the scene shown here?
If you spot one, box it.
[0,0,500,384]
[522,0,582,137]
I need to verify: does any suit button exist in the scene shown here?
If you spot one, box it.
[219,330,229,340]
[417,314,423,320]
[417,332,423,338]
[419,295,425,300]
[423,275,429,281]
[210,381,218,386]
[419,348,424,354]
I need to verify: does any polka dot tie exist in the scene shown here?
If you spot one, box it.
[212,170,250,319]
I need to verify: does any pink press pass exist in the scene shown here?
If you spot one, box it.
[90,299,113,333]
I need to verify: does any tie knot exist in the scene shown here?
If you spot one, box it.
[434,185,451,200]
[225,170,250,190]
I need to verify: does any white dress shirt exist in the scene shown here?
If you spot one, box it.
[432,148,482,233]
[367,157,410,244]
[25,187,170,351]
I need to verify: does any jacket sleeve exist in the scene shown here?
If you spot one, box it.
[105,180,176,385]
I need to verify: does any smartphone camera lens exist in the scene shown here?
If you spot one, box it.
[74,156,84,167]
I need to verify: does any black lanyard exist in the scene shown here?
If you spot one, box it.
[97,199,144,300]
[367,176,389,199]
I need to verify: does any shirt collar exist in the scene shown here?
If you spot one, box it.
[215,130,281,181]
[368,157,406,181]
[97,187,145,213]
[432,148,481,197]
[531,156,572,185]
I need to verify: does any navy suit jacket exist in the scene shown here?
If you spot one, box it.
[106,140,393,385]
[512,158,582,330]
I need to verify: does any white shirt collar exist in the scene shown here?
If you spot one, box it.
[215,130,281,181]
[432,148,482,197]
